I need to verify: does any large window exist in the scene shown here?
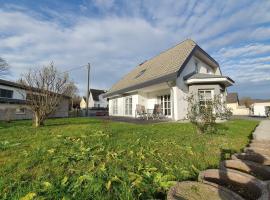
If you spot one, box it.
[0,89,13,98]
[112,99,118,115]
[125,96,132,115]
[160,95,171,116]
[198,89,213,111]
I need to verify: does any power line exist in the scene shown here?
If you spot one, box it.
[59,64,88,74]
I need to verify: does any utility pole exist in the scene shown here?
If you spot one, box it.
[86,63,90,116]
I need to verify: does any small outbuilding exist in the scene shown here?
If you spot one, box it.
[80,89,108,109]
[0,78,70,121]
[226,93,250,116]
[250,101,270,117]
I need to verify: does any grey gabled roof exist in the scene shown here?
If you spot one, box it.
[83,89,106,101]
[105,39,198,97]
[0,79,25,89]
[90,89,106,101]
[0,78,71,99]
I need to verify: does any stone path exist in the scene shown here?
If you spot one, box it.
[168,120,270,200]
[253,120,270,141]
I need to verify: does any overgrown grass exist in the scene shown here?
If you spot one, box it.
[0,118,258,199]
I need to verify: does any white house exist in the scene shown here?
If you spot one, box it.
[250,101,270,117]
[226,93,250,115]
[0,79,70,120]
[104,39,234,120]
[80,89,108,109]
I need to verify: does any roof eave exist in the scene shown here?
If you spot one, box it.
[104,72,177,98]
[185,77,234,87]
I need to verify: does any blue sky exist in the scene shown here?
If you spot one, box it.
[0,0,270,98]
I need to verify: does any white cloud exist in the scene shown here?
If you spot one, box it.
[0,0,270,98]
[215,44,270,60]
[0,10,172,95]
[93,0,115,11]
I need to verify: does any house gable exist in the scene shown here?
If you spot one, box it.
[105,39,220,97]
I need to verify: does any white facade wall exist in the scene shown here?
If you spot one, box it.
[108,56,222,120]
[96,94,108,108]
[195,56,221,75]
[0,85,26,100]
[109,94,139,117]
[80,93,108,109]
[252,102,270,116]
[227,103,250,115]
[174,56,222,120]
[175,57,194,120]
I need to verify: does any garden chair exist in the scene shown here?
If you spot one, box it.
[135,104,147,119]
[153,104,162,119]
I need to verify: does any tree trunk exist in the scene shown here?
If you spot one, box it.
[33,113,44,127]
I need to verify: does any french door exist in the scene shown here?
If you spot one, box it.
[160,95,171,116]
[125,96,132,115]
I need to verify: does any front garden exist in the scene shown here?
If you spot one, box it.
[0,118,258,199]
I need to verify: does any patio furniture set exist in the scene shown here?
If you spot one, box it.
[135,104,164,120]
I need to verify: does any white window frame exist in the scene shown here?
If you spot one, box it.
[112,99,118,115]
[159,95,171,116]
[198,89,214,111]
[125,96,132,116]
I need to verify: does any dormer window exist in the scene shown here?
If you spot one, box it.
[135,69,146,79]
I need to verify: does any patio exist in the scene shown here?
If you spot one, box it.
[95,116,172,124]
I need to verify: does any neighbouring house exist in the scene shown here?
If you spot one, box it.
[250,101,270,117]
[104,39,234,120]
[0,79,70,121]
[226,93,250,115]
[80,89,108,109]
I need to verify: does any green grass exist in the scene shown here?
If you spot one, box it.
[0,118,258,200]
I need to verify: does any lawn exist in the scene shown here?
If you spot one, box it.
[0,118,258,200]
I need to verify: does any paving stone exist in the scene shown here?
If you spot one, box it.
[253,120,270,141]
[198,169,268,200]
[244,147,270,157]
[167,181,244,200]
[232,153,270,165]
[220,159,270,180]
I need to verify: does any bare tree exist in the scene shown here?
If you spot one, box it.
[66,81,79,109]
[0,57,9,76]
[21,63,72,127]
[240,97,253,108]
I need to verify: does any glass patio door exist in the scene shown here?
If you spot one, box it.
[125,96,132,116]
[160,95,171,116]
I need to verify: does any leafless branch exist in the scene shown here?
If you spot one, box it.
[21,63,72,127]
